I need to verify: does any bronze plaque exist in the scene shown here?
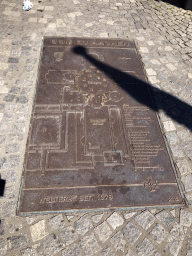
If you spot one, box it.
[18,37,184,214]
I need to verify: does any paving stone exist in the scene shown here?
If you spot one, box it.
[187,237,192,256]
[20,247,39,256]
[150,224,168,244]
[176,159,192,175]
[163,121,176,132]
[45,6,54,11]
[91,213,104,223]
[56,19,66,27]
[5,143,20,153]
[3,113,14,122]
[186,194,192,206]
[170,144,185,158]
[66,215,74,221]
[150,59,161,65]
[126,249,135,256]
[3,94,15,102]
[80,233,101,256]
[165,132,179,145]
[165,46,173,51]
[102,246,117,256]
[43,234,64,256]
[62,244,81,256]
[136,238,155,256]
[1,201,15,217]
[30,220,48,242]
[100,32,108,37]
[140,47,149,53]
[166,63,177,71]
[166,223,187,256]
[7,235,28,250]
[107,212,124,230]
[60,226,79,245]
[183,141,192,161]
[170,210,176,217]
[110,231,126,252]
[177,130,192,143]
[4,185,15,199]
[8,58,19,63]
[0,220,4,236]
[9,155,20,167]
[75,215,93,236]
[135,210,155,230]
[123,221,142,244]
[156,210,174,227]
[146,68,157,76]
[26,217,37,225]
[49,214,65,230]
[1,170,17,183]
[8,222,22,233]
[94,221,112,242]
[0,238,7,255]
[123,211,137,219]
[182,174,192,192]
[154,253,162,256]
[180,209,192,227]
[16,96,28,104]
[0,158,7,169]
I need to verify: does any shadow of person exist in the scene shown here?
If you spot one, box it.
[73,46,192,131]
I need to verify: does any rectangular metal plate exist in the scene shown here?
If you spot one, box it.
[18,37,184,214]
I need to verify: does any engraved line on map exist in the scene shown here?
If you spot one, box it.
[23,183,178,190]
[19,201,184,214]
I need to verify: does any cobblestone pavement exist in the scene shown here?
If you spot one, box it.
[0,0,192,255]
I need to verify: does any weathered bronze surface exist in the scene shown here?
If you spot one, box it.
[18,37,184,214]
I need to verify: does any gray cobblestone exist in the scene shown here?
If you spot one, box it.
[150,224,168,244]
[135,210,155,230]
[60,226,79,245]
[80,233,101,256]
[102,246,116,256]
[0,220,4,236]
[123,221,142,244]
[136,238,155,256]
[91,213,104,223]
[94,221,112,242]
[62,244,82,256]
[7,235,28,250]
[74,214,92,236]
[49,214,65,230]
[20,247,40,256]
[43,234,64,256]
[110,231,126,252]
[107,212,124,230]
[156,210,174,227]
[182,174,192,192]
[0,238,7,256]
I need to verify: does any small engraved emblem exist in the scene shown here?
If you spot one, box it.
[74,68,115,106]
[54,52,64,62]
[143,176,158,192]
[168,197,179,202]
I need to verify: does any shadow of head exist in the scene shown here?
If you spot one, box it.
[73,46,88,55]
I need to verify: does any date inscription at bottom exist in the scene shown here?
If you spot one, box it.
[39,194,114,204]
